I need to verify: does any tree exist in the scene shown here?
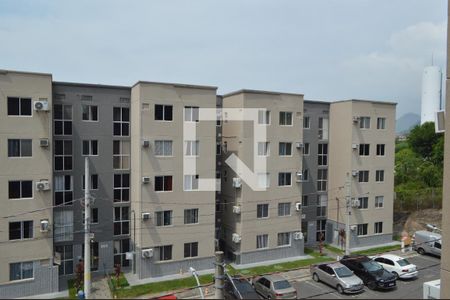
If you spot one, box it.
[407,122,439,159]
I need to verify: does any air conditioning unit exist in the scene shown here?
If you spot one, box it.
[34,100,49,111]
[40,219,49,232]
[351,198,360,208]
[295,202,302,211]
[293,232,303,240]
[232,233,241,244]
[352,116,360,123]
[295,172,303,182]
[435,110,445,133]
[142,140,150,148]
[301,214,306,219]
[142,213,151,221]
[295,142,304,149]
[36,180,50,191]
[351,170,359,177]
[232,205,241,214]
[142,248,154,258]
[40,138,49,147]
[350,225,357,231]
[351,143,359,150]
[142,177,150,184]
[232,178,242,188]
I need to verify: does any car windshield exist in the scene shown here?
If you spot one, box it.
[361,261,383,272]
[233,279,254,293]
[397,259,410,267]
[334,267,353,278]
[273,280,292,290]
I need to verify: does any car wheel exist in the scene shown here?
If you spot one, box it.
[267,296,271,300]
[337,285,344,294]
[392,272,399,280]
[368,281,377,290]
[313,273,320,282]
[417,248,425,255]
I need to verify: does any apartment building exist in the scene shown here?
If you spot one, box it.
[301,100,330,247]
[130,81,217,279]
[51,82,132,287]
[327,100,396,249]
[219,90,304,265]
[0,70,58,298]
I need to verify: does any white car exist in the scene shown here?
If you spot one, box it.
[371,254,418,279]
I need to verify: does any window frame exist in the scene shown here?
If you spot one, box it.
[113,107,130,136]
[317,169,328,191]
[113,140,130,170]
[113,207,130,236]
[257,142,270,156]
[258,110,271,125]
[81,104,99,122]
[54,104,73,136]
[155,104,173,121]
[377,117,386,130]
[9,221,33,241]
[82,140,99,156]
[359,144,370,156]
[374,221,383,234]
[184,106,200,122]
[184,242,199,258]
[358,197,369,209]
[8,180,33,200]
[277,232,291,247]
[278,172,292,187]
[7,97,32,117]
[184,208,199,225]
[303,142,310,156]
[156,210,173,227]
[154,175,173,192]
[113,173,130,203]
[257,204,269,219]
[54,175,73,206]
[376,144,386,156]
[7,139,32,158]
[154,140,173,157]
[375,170,385,183]
[375,196,384,208]
[279,111,293,126]
[256,234,269,249]
[358,170,369,183]
[184,140,199,157]
[303,116,310,129]
[278,202,291,217]
[9,261,34,282]
[357,223,368,236]
[359,117,371,129]
[318,143,328,166]
[279,142,293,156]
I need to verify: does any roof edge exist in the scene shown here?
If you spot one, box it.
[133,80,217,90]
[53,81,131,90]
[0,69,52,77]
[223,89,304,98]
[332,99,397,106]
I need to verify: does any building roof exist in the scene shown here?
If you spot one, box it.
[0,69,52,77]
[132,80,217,90]
[332,99,397,106]
[223,89,304,98]
[304,99,331,104]
[53,81,131,90]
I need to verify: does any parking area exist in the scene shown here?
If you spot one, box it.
[292,254,441,299]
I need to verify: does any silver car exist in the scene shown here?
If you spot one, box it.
[253,275,297,299]
[310,262,364,294]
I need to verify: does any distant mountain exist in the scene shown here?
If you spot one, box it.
[396,113,420,134]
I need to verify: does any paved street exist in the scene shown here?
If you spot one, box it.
[292,254,441,299]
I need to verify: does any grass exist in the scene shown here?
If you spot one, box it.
[352,244,401,256]
[324,244,344,255]
[110,272,130,289]
[67,279,80,299]
[113,274,214,299]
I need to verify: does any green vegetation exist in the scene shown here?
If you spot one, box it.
[110,272,129,289]
[352,244,401,256]
[67,279,78,299]
[324,244,344,255]
[395,122,444,211]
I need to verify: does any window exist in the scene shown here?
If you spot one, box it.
[7,97,32,116]
[258,142,270,156]
[358,197,368,209]
[302,169,309,181]
[359,144,370,156]
[155,176,173,192]
[54,211,73,242]
[302,195,309,207]
[8,180,32,199]
[279,142,292,156]
[216,143,221,155]
[375,196,384,208]
[114,174,130,202]
[184,175,199,191]
[302,221,308,243]
[375,222,383,234]
[55,140,72,171]
[155,140,173,156]
[377,117,386,129]
[9,262,33,281]
[357,224,368,236]
[358,170,369,183]
[317,169,328,191]
[155,104,173,121]
[185,106,199,122]
[376,144,385,156]
[82,140,98,156]
[157,245,172,261]
[278,203,291,216]
[156,210,172,226]
[318,117,329,140]
[55,245,73,275]
[376,170,385,182]
[216,108,222,126]
[316,220,326,241]
[279,112,293,126]
[114,239,130,267]
[256,234,268,249]
[278,172,292,186]
[303,143,310,155]
[54,104,72,135]
[316,206,326,217]
[303,116,310,129]
[113,140,130,170]
[257,204,269,218]
[257,173,270,188]
[114,207,130,236]
[318,144,328,166]
[113,107,130,136]
[277,232,291,246]
[184,242,199,258]
[82,208,99,224]
[359,117,370,129]
[8,139,32,157]
[184,140,199,156]
[184,209,199,224]
[82,105,98,121]
[82,174,98,190]
[9,221,33,240]
[54,175,73,206]
[258,110,270,125]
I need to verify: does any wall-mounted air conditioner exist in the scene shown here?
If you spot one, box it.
[142,213,151,221]
[142,140,150,148]
[142,177,150,184]
[295,172,303,182]
[351,198,360,208]
[232,178,242,188]
[232,233,241,244]
[351,143,359,150]
[352,116,360,123]
[40,138,49,147]
[34,100,49,111]
[295,202,302,211]
[142,248,153,258]
[36,180,50,191]
[350,225,357,231]
[293,232,303,240]
[232,205,241,214]
[295,142,304,149]
[40,219,49,232]
[351,170,359,177]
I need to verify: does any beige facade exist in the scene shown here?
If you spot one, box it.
[0,71,56,289]
[220,90,304,264]
[328,100,396,249]
[130,81,217,278]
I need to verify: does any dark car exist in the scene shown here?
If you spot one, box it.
[340,255,397,290]
[224,274,261,299]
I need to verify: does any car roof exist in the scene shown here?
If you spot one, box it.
[263,274,287,282]
[378,254,405,262]
[341,255,370,262]
[415,231,442,238]
[327,262,346,269]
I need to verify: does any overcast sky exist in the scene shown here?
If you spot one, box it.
[0,0,447,117]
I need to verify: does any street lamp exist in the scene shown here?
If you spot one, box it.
[189,267,204,299]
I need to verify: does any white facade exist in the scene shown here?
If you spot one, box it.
[421,66,442,124]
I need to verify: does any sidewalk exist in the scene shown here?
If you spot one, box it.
[91,277,112,299]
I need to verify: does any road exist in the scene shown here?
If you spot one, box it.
[292,254,440,299]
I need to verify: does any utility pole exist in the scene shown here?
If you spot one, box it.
[214,251,224,299]
[84,157,91,299]
[345,173,351,256]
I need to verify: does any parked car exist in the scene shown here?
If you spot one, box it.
[413,231,441,257]
[340,255,397,290]
[371,254,418,279]
[224,274,261,299]
[310,262,364,294]
[252,275,297,299]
